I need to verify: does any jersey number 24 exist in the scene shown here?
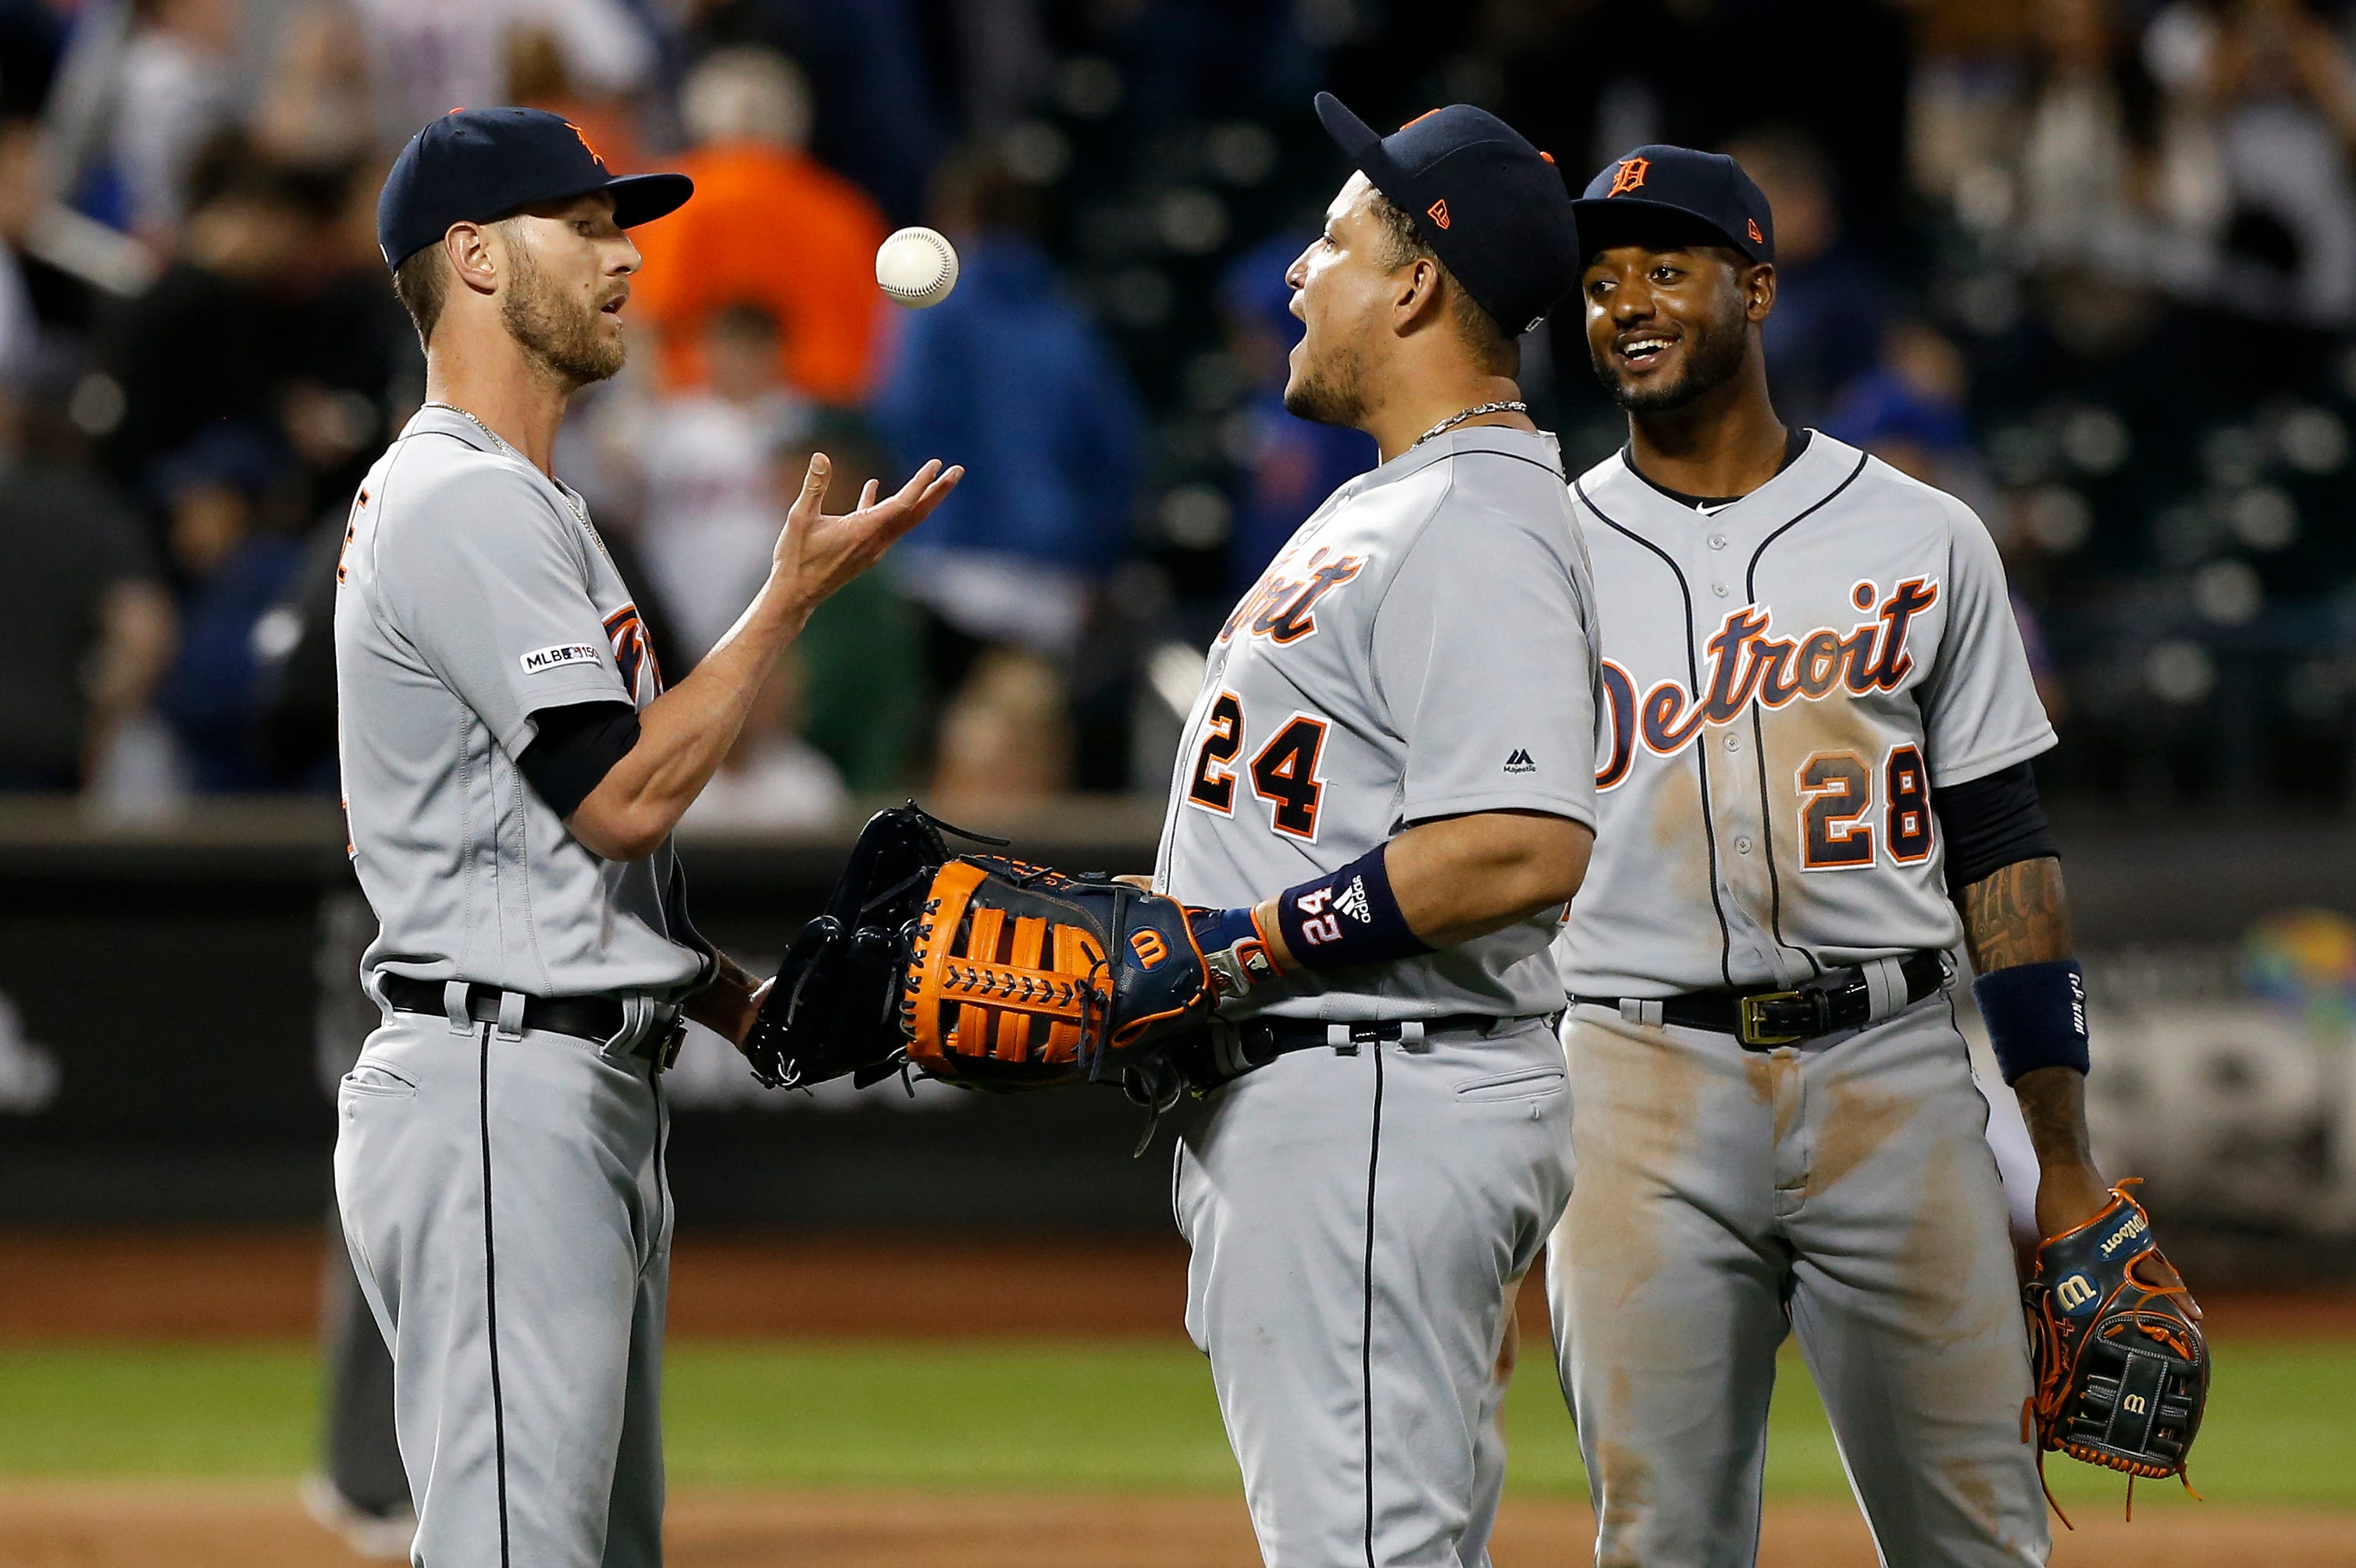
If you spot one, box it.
[1185,692,1328,841]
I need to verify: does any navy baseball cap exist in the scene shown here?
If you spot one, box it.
[1313,92,1580,334]
[1574,145,1774,265]
[376,108,693,271]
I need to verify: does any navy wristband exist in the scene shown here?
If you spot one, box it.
[1274,844,1433,971]
[1972,959,2090,1085]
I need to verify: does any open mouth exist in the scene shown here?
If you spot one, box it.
[1617,334,1673,370]
[600,294,627,317]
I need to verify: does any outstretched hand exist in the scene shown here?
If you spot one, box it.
[772,452,963,622]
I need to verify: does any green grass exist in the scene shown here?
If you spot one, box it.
[0,1338,2347,1513]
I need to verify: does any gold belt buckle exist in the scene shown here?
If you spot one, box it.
[645,1011,686,1071]
[1737,991,1809,1048]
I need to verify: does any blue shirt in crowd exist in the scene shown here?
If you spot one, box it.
[871,237,1142,576]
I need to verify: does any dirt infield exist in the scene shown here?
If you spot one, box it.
[5,1226,2354,1340]
[1,1481,2347,1567]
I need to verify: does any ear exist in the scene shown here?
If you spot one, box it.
[1744,261,1777,323]
[1392,255,1449,337]
[447,221,499,298]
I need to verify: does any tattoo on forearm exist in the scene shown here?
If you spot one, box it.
[1962,860,2097,1171]
[1957,856,2073,974]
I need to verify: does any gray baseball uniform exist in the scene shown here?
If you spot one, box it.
[333,404,705,1568]
[1154,425,1600,1568]
[1548,433,2056,1566]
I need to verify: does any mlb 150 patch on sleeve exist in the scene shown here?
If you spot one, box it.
[520,643,603,675]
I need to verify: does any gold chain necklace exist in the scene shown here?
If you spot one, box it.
[1410,400,1530,448]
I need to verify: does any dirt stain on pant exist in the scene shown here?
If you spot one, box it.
[1745,1047,1802,1148]
[1802,1074,1914,1199]
[1589,1366,1658,1568]
[1563,1020,1706,1311]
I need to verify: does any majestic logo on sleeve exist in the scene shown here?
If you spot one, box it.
[1595,578,1940,786]
[1218,547,1364,645]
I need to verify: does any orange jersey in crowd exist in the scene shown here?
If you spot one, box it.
[629,141,889,404]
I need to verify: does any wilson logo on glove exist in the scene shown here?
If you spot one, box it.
[2021,1180,2208,1528]
[741,806,1215,1099]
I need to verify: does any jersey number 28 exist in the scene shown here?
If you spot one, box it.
[1185,691,1328,841]
[1797,743,1932,870]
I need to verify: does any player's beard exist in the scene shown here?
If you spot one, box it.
[501,241,626,389]
[1283,334,1371,429]
[1593,304,1749,414]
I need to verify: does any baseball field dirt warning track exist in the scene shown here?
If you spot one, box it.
[2,1229,2351,1566]
[5,1483,2354,1567]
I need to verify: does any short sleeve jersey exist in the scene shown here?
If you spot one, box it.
[1559,433,2057,997]
[1153,426,1602,1023]
[333,405,705,1000]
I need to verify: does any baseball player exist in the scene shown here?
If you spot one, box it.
[333,109,957,1567]
[1154,95,1596,1567]
[1548,145,2131,1566]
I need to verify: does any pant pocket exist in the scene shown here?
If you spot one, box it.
[1454,1064,1568,1103]
[341,1060,418,1099]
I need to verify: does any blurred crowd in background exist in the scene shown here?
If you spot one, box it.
[2,0,2355,823]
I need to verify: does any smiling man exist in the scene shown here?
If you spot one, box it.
[334,109,957,1566]
[1545,144,2162,1566]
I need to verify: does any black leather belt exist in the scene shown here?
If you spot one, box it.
[380,975,686,1069]
[1575,951,1948,1049]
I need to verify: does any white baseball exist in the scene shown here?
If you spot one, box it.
[875,226,959,308]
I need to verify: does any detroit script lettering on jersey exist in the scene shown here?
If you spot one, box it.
[1219,547,1364,645]
[1596,577,1940,785]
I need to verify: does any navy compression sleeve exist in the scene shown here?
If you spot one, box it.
[517,700,640,819]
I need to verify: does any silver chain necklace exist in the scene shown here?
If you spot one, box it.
[1410,399,1529,449]
[425,401,593,530]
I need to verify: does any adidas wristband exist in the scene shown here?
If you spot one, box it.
[1972,959,2091,1086]
[1274,844,1432,971]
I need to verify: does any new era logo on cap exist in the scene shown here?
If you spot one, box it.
[1313,92,1580,333]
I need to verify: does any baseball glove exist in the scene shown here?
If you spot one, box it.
[743,804,1217,1096]
[2021,1180,2208,1523]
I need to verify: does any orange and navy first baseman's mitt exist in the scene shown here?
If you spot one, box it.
[743,804,1216,1095]
[2021,1180,2208,1521]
